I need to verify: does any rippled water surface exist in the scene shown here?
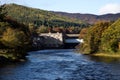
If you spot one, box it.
[0,49,120,80]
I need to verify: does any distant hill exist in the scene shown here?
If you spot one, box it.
[2,4,87,27]
[2,3,120,26]
[53,12,120,24]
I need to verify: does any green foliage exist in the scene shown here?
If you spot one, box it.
[80,19,120,54]
[0,17,31,60]
[80,21,111,54]
[2,4,88,28]
[28,23,35,33]
[2,28,29,48]
[0,22,10,35]
[79,28,88,39]
[101,19,120,52]
[37,25,49,33]
[0,4,7,21]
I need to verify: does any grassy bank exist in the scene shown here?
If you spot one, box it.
[92,53,120,58]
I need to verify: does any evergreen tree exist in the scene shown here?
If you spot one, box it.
[0,4,7,21]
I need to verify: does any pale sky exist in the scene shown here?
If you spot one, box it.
[1,0,120,15]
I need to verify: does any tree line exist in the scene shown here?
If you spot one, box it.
[79,19,120,54]
[0,5,32,61]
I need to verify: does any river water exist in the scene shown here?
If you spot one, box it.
[0,49,120,80]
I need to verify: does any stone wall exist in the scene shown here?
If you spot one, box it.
[33,33,63,49]
[40,32,63,42]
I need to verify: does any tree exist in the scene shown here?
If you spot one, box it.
[1,27,30,59]
[2,28,29,48]
[79,28,88,39]
[79,21,111,54]
[37,25,49,33]
[0,4,7,21]
[101,19,120,52]
[0,22,10,35]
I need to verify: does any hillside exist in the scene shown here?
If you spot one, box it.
[2,3,120,27]
[2,4,87,27]
[53,12,120,24]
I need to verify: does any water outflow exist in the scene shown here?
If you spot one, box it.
[0,49,120,80]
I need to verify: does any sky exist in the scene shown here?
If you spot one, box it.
[1,0,120,15]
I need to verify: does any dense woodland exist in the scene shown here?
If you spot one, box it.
[0,5,32,61]
[79,19,120,54]
[2,4,89,34]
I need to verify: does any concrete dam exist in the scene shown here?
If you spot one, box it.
[32,33,83,49]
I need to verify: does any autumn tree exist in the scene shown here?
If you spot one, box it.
[37,25,49,33]
[1,27,30,59]
[2,28,28,48]
[101,19,120,52]
[80,21,111,54]
[79,28,88,39]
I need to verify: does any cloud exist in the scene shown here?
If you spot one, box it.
[98,3,120,15]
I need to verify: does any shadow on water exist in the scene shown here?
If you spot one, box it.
[0,60,29,68]
[74,49,120,64]
[64,43,79,49]
[84,55,120,64]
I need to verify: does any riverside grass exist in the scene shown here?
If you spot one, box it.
[92,52,120,58]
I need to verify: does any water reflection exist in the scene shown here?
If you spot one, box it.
[85,55,120,64]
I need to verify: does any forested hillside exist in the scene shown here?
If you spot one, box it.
[79,18,120,54]
[54,12,120,24]
[3,4,120,26]
[2,4,87,28]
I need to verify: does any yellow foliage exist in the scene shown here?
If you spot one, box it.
[2,28,28,48]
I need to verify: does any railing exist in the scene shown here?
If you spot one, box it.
[66,34,79,37]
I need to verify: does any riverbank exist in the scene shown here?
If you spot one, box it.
[92,53,120,58]
[0,53,27,64]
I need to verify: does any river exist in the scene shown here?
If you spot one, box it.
[0,49,120,80]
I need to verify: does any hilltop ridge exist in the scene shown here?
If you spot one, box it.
[53,12,120,24]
